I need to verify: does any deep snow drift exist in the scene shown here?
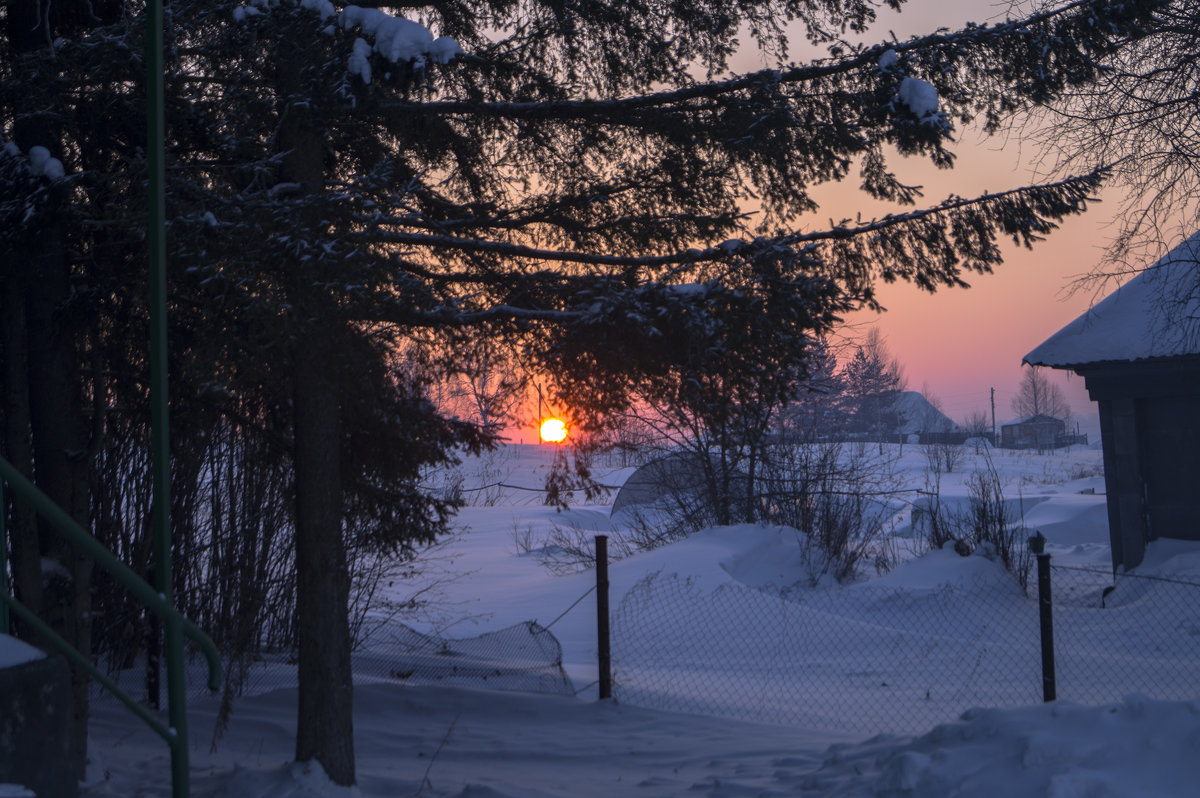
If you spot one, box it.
[6,442,1200,796]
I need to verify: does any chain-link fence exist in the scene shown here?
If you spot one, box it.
[95,616,577,712]
[612,571,1041,735]
[350,621,573,694]
[1050,564,1200,705]
[611,563,1200,735]
[94,553,1200,739]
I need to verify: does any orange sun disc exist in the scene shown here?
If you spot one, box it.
[540,418,568,443]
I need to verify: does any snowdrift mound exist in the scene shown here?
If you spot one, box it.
[809,696,1200,797]
[856,543,1022,594]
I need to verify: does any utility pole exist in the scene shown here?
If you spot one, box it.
[536,383,545,445]
[990,386,996,441]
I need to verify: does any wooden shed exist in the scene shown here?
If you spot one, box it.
[1025,232,1200,571]
[1000,413,1067,450]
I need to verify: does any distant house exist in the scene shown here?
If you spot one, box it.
[892,391,958,438]
[1000,413,1066,450]
[837,390,958,442]
[1025,232,1200,571]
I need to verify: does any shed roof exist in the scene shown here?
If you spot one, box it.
[1025,231,1200,368]
[1001,413,1064,428]
[891,390,958,434]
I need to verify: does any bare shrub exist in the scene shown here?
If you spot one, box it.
[960,409,993,450]
[960,461,1033,590]
[924,441,964,474]
[512,523,539,556]
[517,503,695,575]
[532,425,901,583]
[920,452,1033,590]
[589,414,661,469]
[1068,461,1104,481]
[622,507,695,552]
[527,524,606,574]
[352,535,478,643]
[473,449,514,507]
[917,452,957,552]
[758,439,900,583]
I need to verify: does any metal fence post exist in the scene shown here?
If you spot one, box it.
[144,0,195,793]
[1032,534,1056,702]
[595,535,612,700]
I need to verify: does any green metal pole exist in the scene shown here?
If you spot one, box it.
[0,456,221,687]
[1,480,9,636]
[146,2,190,797]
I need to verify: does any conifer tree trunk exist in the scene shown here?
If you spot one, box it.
[277,34,356,783]
[0,275,43,619]
[5,1,96,778]
[24,230,93,777]
[291,332,355,785]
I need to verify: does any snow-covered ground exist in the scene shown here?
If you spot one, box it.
[9,441,1200,796]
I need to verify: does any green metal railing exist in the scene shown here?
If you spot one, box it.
[0,4,214,797]
[144,0,202,792]
[0,457,221,797]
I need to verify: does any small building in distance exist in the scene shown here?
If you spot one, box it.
[999,413,1067,450]
[1025,232,1200,571]
[892,390,958,440]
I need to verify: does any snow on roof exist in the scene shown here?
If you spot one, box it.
[1001,413,1063,428]
[1026,231,1200,368]
[891,390,957,434]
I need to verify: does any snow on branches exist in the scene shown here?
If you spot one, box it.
[340,6,462,81]
[2,140,65,180]
[231,0,463,83]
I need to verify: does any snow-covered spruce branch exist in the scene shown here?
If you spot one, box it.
[348,168,1106,272]
[377,0,1157,120]
[346,182,740,236]
[327,0,428,8]
[351,298,591,326]
[776,168,1108,249]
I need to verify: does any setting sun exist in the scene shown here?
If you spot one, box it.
[539,418,568,443]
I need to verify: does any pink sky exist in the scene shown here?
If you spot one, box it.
[836,165,1116,438]
[516,2,1155,443]
[795,0,1137,437]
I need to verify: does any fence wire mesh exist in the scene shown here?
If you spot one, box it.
[94,557,1200,739]
[96,619,574,709]
[612,571,1041,735]
[1050,564,1200,705]
[612,563,1200,735]
[350,621,573,695]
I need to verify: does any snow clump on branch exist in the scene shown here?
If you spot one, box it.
[875,48,945,128]
[4,143,66,180]
[898,77,945,128]
[340,5,462,82]
[231,0,334,21]
[298,0,335,20]
[30,146,65,179]
[229,2,462,82]
[898,77,939,119]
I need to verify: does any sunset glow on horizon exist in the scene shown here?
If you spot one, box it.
[741,0,1149,440]
[831,167,1118,438]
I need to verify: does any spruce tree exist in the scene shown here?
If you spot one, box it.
[1,0,1165,784]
